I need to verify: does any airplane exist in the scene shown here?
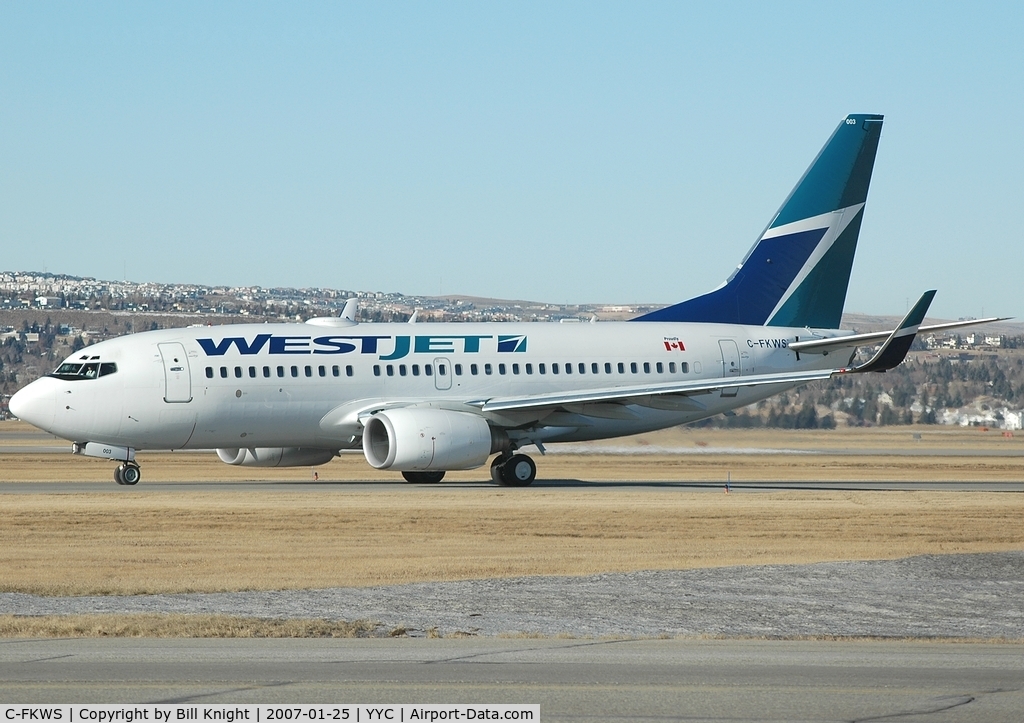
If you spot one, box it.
[9,113,1006,486]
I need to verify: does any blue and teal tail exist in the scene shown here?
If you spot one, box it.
[634,114,884,329]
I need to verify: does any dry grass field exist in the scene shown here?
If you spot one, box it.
[2,489,1022,596]
[0,614,376,638]
[2,421,1022,598]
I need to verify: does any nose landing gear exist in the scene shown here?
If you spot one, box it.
[114,462,141,486]
[72,443,140,486]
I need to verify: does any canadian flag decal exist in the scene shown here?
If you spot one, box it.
[663,338,685,351]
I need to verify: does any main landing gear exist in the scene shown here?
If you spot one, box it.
[397,452,538,487]
[490,453,537,487]
[114,462,141,486]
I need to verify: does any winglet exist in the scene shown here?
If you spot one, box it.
[840,290,935,374]
[340,298,359,322]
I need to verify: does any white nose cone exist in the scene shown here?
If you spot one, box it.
[9,380,57,430]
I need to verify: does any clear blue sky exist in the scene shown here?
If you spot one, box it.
[2,2,1021,321]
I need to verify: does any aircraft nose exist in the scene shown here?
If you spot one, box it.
[9,380,57,430]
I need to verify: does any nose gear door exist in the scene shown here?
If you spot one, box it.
[158,342,193,403]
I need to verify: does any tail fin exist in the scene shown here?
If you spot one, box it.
[634,114,884,328]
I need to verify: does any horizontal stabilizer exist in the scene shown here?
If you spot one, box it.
[789,316,1012,355]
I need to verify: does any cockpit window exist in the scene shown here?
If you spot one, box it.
[49,361,117,381]
[52,363,83,379]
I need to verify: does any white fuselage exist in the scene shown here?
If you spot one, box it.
[13,319,846,451]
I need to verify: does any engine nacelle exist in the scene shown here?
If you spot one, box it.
[216,447,337,467]
[362,408,503,471]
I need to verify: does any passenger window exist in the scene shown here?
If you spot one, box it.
[263,366,271,378]
[591,363,599,374]
[438,364,447,376]
[454,364,462,375]
[552,364,559,375]
[277,366,285,378]
[304,366,312,378]
[425,364,432,376]
[484,363,492,375]
[373,365,381,376]
[539,363,546,374]
[498,363,506,375]
[399,364,407,376]
[579,363,586,374]
[631,362,638,374]
[669,362,676,373]
[234,367,242,378]
[100,363,117,377]
[220,367,228,379]
[564,363,571,375]
[332,365,340,377]
[617,362,625,374]
[412,364,420,376]
[682,362,691,373]
[291,366,299,378]
[249,366,257,378]
[386,365,394,376]
[525,363,533,374]
[656,362,663,373]
[206,367,214,379]
[512,363,520,375]
[471,364,479,375]
[605,363,612,374]
[346,365,354,377]
[318,365,326,377]
[643,362,651,373]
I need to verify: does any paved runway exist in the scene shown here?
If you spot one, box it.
[6,553,1023,639]
[3,478,1024,493]
[2,638,1023,720]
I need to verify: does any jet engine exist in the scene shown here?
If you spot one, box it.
[362,408,505,471]
[216,447,338,467]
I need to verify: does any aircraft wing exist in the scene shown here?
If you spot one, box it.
[479,291,943,415]
[476,368,838,413]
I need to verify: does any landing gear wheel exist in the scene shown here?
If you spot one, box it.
[490,456,506,484]
[498,454,536,487]
[118,463,141,486]
[401,470,445,484]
